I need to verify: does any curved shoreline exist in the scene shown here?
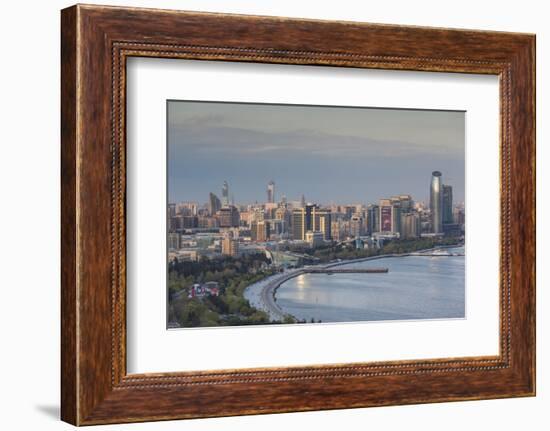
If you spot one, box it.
[244,244,464,322]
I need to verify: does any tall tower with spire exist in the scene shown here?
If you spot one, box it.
[221,180,229,207]
[267,180,275,204]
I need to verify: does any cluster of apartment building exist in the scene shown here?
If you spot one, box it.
[168,172,465,262]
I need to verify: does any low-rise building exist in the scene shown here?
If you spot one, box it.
[305,230,325,248]
[188,282,220,298]
[168,249,199,262]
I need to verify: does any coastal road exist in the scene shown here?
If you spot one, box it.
[247,245,463,322]
[259,270,304,321]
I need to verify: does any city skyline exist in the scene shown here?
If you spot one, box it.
[168,169,464,246]
[166,101,466,328]
[168,101,465,204]
[170,177,464,209]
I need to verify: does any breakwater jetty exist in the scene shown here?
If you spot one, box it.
[304,268,388,274]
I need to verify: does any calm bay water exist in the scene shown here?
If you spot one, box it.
[275,247,465,323]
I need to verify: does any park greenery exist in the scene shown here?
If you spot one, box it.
[168,253,292,327]
[290,236,462,263]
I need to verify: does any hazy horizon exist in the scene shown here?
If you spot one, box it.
[168,100,465,206]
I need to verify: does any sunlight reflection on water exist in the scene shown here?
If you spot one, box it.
[276,247,465,323]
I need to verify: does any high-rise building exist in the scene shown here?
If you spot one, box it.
[393,195,413,213]
[168,203,176,219]
[176,201,198,216]
[442,185,453,224]
[400,212,421,239]
[169,215,183,231]
[453,207,465,226]
[379,199,401,233]
[265,203,278,217]
[331,220,345,241]
[197,216,219,229]
[380,205,392,232]
[349,215,363,238]
[317,210,332,240]
[344,205,356,220]
[217,205,240,227]
[275,206,291,233]
[168,232,181,250]
[430,171,443,234]
[268,219,285,236]
[267,180,275,204]
[251,207,265,222]
[291,204,331,241]
[367,204,379,234]
[221,232,239,257]
[292,205,310,240]
[221,180,229,207]
[251,220,270,242]
[181,215,198,229]
[292,206,309,240]
[209,192,221,216]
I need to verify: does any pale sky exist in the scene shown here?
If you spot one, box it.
[167,100,465,206]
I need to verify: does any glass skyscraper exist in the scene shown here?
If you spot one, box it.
[221,180,229,207]
[267,180,275,203]
[442,184,453,224]
[430,171,443,234]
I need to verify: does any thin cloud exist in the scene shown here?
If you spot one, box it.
[167,101,465,204]
[170,113,226,127]
[169,125,464,160]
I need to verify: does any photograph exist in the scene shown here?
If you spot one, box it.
[166,101,466,328]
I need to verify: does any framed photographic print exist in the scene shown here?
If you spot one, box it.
[164,100,466,329]
[61,4,535,425]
